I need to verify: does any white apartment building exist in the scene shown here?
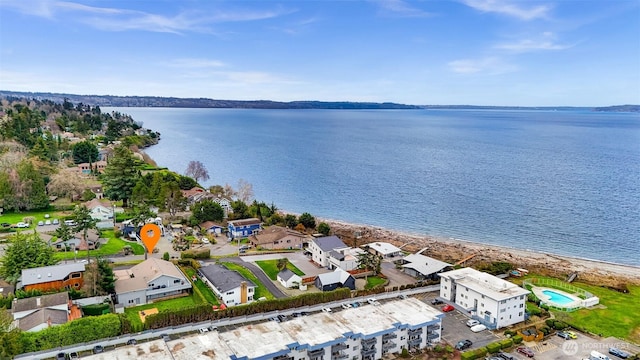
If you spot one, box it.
[438,268,530,329]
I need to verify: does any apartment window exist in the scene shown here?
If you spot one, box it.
[481,295,485,299]
[226,291,234,295]
[71,273,81,278]
[400,336,405,340]
[519,303,524,308]
[501,300,506,304]
[174,279,181,283]
[518,312,523,316]
[500,308,506,313]
[481,303,484,308]
[509,315,512,319]
[353,346,359,351]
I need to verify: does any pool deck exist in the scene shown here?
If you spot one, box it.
[532,287,583,309]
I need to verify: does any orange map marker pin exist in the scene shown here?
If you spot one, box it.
[140,223,161,254]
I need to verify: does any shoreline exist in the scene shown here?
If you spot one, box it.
[314,216,640,286]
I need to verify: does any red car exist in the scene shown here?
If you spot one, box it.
[442,304,455,312]
[516,346,535,358]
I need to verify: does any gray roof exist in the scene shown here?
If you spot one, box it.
[314,235,347,252]
[21,263,86,286]
[12,292,69,313]
[277,269,299,282]
[316,268,353,286]
[16,308,68,331]
[200,264,255,293]
[401,253,451,276]
[329,250,345,261]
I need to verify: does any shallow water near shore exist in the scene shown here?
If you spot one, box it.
[105,107,640,266]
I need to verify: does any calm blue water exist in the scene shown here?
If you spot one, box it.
[542,290,574,305]
[104,108,640,266]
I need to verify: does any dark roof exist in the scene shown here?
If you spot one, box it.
[329,250,345,261]
[199,264,255,293]
[16,308,68,331]
[277,269,298,282]
[314,235,347,252]
[12,292,69,313]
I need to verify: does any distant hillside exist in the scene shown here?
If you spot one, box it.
[0,90,419,109]
[593,105,640,112]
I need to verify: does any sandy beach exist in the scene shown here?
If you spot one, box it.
[318,217,640,287]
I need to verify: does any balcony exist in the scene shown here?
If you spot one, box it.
[427,325,440,332]
[331,353,349,360]
[407,337,422,346]
[382,341,396,350]
[309,348,325,358]
[362,338,377,346]
[407,328,422,336]
[382,333,397,340]
[331,343,348,351]
[274,355,293,360]
[361,347,376,357]
[426,333,440,341]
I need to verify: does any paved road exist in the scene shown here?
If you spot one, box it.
[221,257,287,299]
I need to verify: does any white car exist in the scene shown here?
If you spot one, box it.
[45,220,51,225]
[16,222,29,228]
[466,319,480,327]
[470,324,487,333]
[198,328,209,334]
[201,238,210,244]
[367,298,378,305]
[341,303,351,309]
[322,307,332,313]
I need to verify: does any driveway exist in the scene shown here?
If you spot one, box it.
[240,252,330,278]
[380,261,417,287]
[222,257,287,299]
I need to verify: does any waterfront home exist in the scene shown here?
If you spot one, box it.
[399,253,453,280]
[364,242,403,258]
[328,247,365,271]
[77,160,107,174]
[199,264,256,306]
[114,258,191,307]
[228,218,262,240]
[308,235,350,268]
[84,198,115,229]
[438,267,529,329]
[249,225,308,250]
[199,221,225,235]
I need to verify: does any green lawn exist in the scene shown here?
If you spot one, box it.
[517,275,640,344]
[255,259,305,280]
[221,262,274,300]
[53,229,145,260]
[365,276,387,290]
[182,267,219,305]
[0,209,65,230]
[123,295,198,329]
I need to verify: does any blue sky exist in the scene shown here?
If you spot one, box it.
[0,0,638,106]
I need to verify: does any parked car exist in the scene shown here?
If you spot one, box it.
[565,331,578,339]
[199,327,209,333]
[609,347,629,359]
[431,299,444,305]
[52,219,59,225]
[277,314,288,322]
[557,331,571,339]
[442,304,455,312]
[127,338,137,345]
[299,311,309,316]
[93,345,104,354]
[64,220,77,226]
[351,302,360,308]
[398,294,407,299]
[56,352,66,360]
[516,346,535,358]
[367,298,378,305]
[342,303,352,309]
[202,238,210,244]
[68,352,78,359]
[470,324,487,332]
[1,222,10,228]
[322,307,332,313]
[455,339,472,350]
[496,351,515,360]
[15,222,29,228]
[466,319,480,327]
[45,219,51,225]
[37,221,44,226]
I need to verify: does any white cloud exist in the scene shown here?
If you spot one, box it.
[494,32,573,53]
[461,0,551,20]
[377,0,433,17]
[164,58,226,69]
[448,57,518,75]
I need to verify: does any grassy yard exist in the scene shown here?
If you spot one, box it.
[0,209,65,230]
[182,267,220,305]
[516,275,640,344]
[365,276,387,290]
[123,295,199,330]
[53,229,145,260]
[255,259,305,280]
[221,262,274,300]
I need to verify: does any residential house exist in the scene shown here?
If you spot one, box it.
[84,198,115,229]
[228,218,262,240]
[364,242,403,258]
[19,263,86,292]
[181,188,232,216]
[249,225,308,250]
[438,268,530,329]
[11,292,69,332]
[399,253,453,280]
[199,264,256,306]
[277,269,302,289]
[308,235,350,268]
[328,247,365,271]
[114,258,191,307]
[199,221,225,235]
[77,160,107,174]
[314,268,356,291]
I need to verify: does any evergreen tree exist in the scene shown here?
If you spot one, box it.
[0,231,55,283]
[102,145,140,208]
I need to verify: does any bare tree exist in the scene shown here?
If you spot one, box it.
[47,171,85,200]
[184,160,210,183]
[237,179,254,203]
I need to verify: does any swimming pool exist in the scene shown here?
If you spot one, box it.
[542,290,575,305]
